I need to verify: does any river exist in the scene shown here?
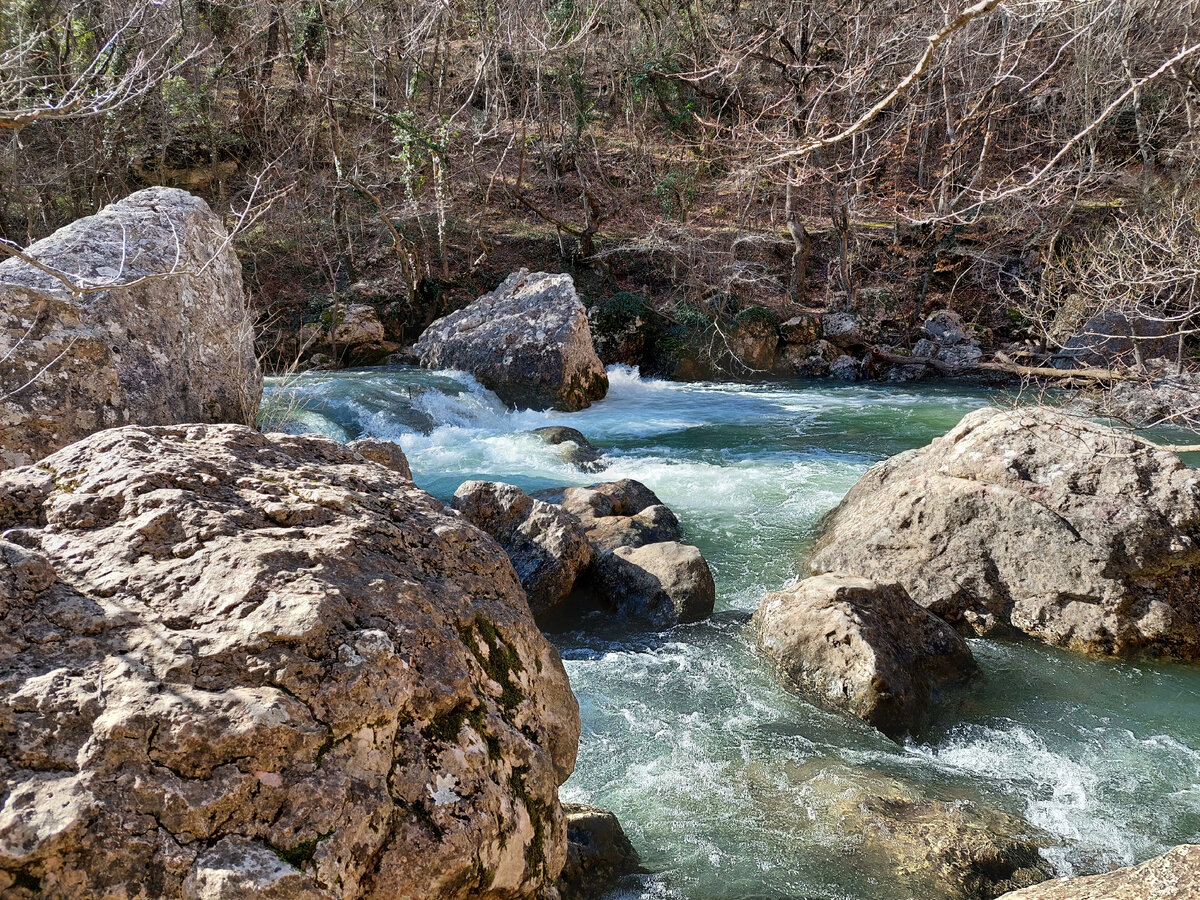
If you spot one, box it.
[262,364,1200,900]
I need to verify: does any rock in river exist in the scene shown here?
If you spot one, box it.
[0,187,261,470]
[457,478,714,629]
[452,480,596,618]
[808,406,1200,658]
[753,574,981,741]
[996,843,1200,899]
[0,424,580,899]
[415,269,608,412]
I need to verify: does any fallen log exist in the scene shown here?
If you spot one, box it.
[869,346,1136,383]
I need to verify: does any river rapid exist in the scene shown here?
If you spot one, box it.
[262,364,1200,900]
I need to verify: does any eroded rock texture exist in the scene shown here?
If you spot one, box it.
[0,425,579,899]
[753,574,980,741]
[809,406,1200,658]
[0,188,261,470]
[415,270,608,412]
[996,844,1200,899]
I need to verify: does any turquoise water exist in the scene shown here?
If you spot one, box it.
[262,365,1200,899]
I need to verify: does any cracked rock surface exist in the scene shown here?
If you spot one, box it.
[0,187,261,471]
[808,406,1200,658]
[415,270,608,412]
[0,424,580,899]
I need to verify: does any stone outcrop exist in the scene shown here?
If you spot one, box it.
[795,763,1051,900]
[808,406,1200,658]
[753,574,980,741]
[556,805,641,900]
[415,270,608,412]
[997,844,1200,899]
[0,187,261,470]
[726,317,778,371]
[457,479,714,629]
[330,305,389,365]
[346,437,412,480]
[452,481,596,618]
[0,425,580,899]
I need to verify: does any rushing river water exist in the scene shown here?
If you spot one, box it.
[263,365,1200,900]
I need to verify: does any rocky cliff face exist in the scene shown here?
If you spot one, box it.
[415,270,608,412]
[808,406,1200,658]
[0,425,579,899]
[0,187,262,470]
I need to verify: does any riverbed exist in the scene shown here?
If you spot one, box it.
[263,365,1200,900]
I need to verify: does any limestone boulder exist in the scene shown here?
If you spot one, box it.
[415,270,608,412]
[808,406,1200,657]
[996,844,1200,899]
[346,437,412,480]
[451,480,595,618]
[779,313,822,345]
[0,187,261,470]
[821,312,866,349]
[591,541,716,628]
[753,574,981,741]
[0,425,580,899]
[330,305,388,365]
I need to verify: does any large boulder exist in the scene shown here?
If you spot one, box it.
[330,305,389,365]
[753,574,981,741]
[590,541,716,628]
[0,187,261,470]
[415,270,608,412]
[451,481,595,618]
[808,406,1200,658]
[0,425,580,899]
[347,437,412,480]
[997,844,1200,899]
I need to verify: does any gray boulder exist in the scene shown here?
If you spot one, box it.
[0,187,261,470]
[0,425,580,899]
[821,312,865,349]
[452,480,595,618]
[415,270,608,411]
[591,541,716,628]
[754,574,980,741]
[996,844,1200,899]
[809,406,1200,658]
[830,355,861,380]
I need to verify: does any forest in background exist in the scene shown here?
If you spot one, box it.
[3,0,1199,373]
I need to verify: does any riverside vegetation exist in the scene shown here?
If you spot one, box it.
[4,1,1200,898]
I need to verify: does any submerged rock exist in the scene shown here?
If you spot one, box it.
[415,269,608,412]
[530,426,606,472]
[0,187,261,470]
[808,406,1200,658]
[753,574,981,741]
[996,843,1200,899]
[0,425,580,899]
[796,763,1051,900]
[557,804,642,900]
[452,480,595,618]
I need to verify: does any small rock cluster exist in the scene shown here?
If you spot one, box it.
[453,478,715,629]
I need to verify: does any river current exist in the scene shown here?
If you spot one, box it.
[262,364,1200,900]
